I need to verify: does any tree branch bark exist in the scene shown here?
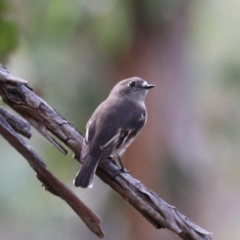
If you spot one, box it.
[0,67,212,240]
[0,99,104,239]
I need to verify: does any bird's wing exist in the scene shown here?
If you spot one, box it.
[81,119,97,160]
[100,111,146,152]
[100,129,122,152]
[85,119,96,143]
[82,100,147,158]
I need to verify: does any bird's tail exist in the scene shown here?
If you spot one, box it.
[74,157,99,188]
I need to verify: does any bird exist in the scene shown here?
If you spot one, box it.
[74,77,155,188]
[0,64,28,84]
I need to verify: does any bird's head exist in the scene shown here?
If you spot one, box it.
[109,77,155,102]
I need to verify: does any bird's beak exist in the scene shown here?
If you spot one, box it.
[145,84,155,89]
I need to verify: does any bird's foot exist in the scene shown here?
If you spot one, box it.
[120,167,130,173]
[107,155,129,178]
[113,166,130,179]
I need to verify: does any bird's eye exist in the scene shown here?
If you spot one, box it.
[128,81,135,87]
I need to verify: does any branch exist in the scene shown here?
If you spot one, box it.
[0,106,104,238]
[0,67,212,239]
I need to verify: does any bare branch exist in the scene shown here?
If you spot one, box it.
[98,162,212,240]
[0,111,104,238]
[0,72,212,239]
[0,106,32,138]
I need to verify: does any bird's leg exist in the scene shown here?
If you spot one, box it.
[107,155,115,163]
[107,155,129,179]
[106,155,119,169]
[116,154,129,173]
[111,155,130,179]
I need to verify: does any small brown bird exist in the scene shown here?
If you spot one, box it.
[74,77,154,188]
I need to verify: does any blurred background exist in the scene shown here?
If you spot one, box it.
[0,0,240,239]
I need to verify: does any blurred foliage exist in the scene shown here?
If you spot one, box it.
[93,1,133,59]
[0,0,18,62]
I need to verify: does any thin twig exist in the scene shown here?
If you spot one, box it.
[0,106,32,138]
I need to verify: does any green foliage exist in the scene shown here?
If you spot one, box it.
[93,1,133,59]
[0,0,18,62]
[24,0,82,45]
